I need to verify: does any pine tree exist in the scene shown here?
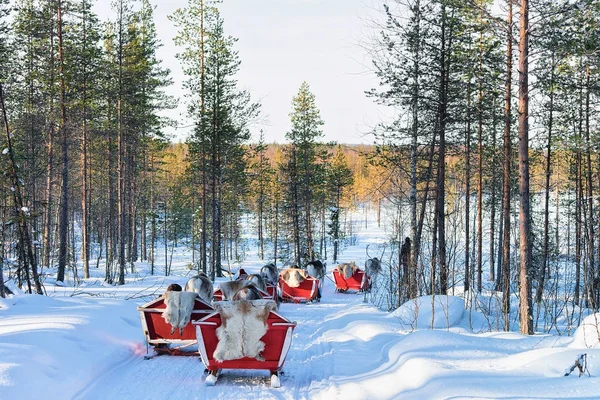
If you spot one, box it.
[172,3,258,279]
[328,145,354,263]
[250,130,274,260]
[283,82,324,266]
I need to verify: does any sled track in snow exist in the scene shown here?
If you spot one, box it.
[74,283,364,399]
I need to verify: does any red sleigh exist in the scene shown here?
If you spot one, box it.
[193,304,296,387]
[278,276,320,303]
[137,295,214,356]
[332,268,371,293]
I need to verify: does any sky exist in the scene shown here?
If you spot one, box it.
[95,0,386,144]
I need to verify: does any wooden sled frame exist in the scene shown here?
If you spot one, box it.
[332,268,371,293]
[137,294,214,356]
[194,304,296,387]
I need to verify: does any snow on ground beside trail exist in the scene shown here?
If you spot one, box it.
[391,295,465,330]
[570,313,600,349]
[1,209,600,399]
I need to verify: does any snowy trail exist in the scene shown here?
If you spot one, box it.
[70,281,383,400]
[7,213,600,399]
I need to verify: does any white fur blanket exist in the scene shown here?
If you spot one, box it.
[280,268,307,288]
[338,262,358,279]
[213,300,278,362]
[162,291,198,335]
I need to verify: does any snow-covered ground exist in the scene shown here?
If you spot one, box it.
[1,212,600,399]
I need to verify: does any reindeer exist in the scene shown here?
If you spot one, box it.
[184,274,214,303]
[260,263,279,285]
[364,258,381,276]
[219,280,252,301]
[245,273,267,292]
[232,284,264,301]
[305,260,326,300]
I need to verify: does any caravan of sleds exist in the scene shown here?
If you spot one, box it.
[137,258,381,388]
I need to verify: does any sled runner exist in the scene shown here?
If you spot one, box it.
[137,295,214,356]
[194,301,296,388]
[332,267,371,293]
[278,276,320,303]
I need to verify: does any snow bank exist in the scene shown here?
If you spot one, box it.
[391,295,465,330]
[569,313,600,349]
[0,293,145,399]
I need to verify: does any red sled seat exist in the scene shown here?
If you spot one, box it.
[332,268,371,293]
[137,295,214,355]
[278,276,320,303]
[194,302,296,387]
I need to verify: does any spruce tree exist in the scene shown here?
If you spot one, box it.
[283,82,324,265]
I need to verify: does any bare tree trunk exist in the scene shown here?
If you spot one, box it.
[81,3,90,279]
[465,78,472,294]
[200,0,208,274]
[117,0,126,285]
[43,122,55,269]
[56,0,69,284]
[535,52,555,305]
[106,102,114,283]
[436,0,450,295]
[0,203,5,298]
[150,154,156,275]
[584,64,596,309]
[575,148,582,306]
[477,25,484,293]
[517,0,533,335]
[415,128,438,298]
[258,146,264,260]
[490,98,498,283]
[501,0,513,332]
[141,150,147,262]
[409,0,421,300]
[274,198,279,266]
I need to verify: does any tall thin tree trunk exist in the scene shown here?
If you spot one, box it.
[436,0,449,295]
[274,198,279,266]
[56,0,69,284]
[81,1,90,279]
[584,64,595,309]
[409,0,421,300]
[535,53,555,305]
[490,98,498,283]
[575,149,582,306]
[465,78,472,294]
[106,102,114,283]
[117,0,126,285]
[501,0,513,331]
[199,0,207,274]
[477,26,484,293]
[0,203,5,298]
[517,0,533,335]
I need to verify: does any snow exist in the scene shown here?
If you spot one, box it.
[391,295,465,330]
[570,313,600,349]
[1,210,600,399]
